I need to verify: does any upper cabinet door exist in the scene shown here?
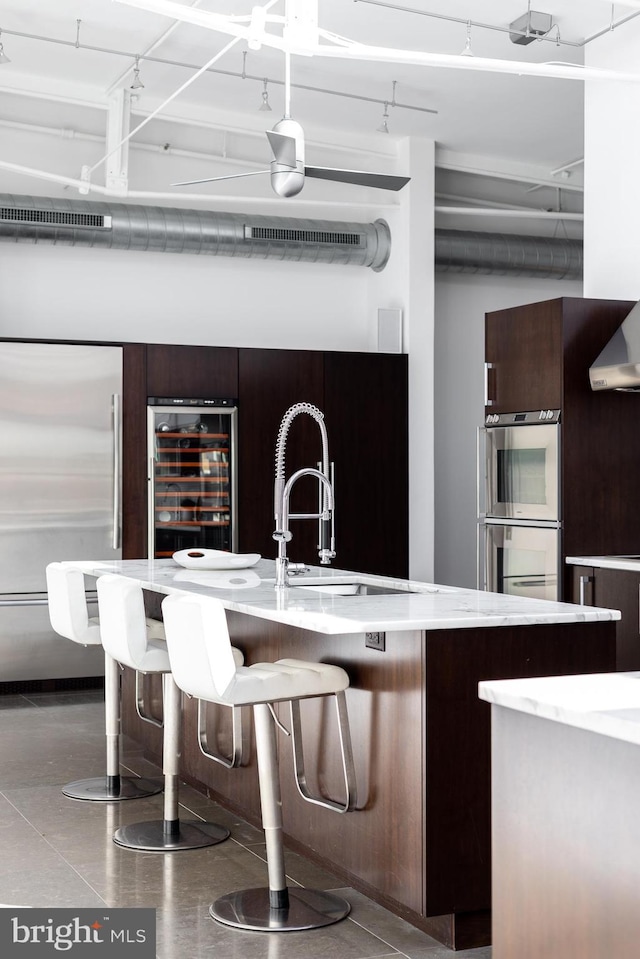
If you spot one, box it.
[237,348,324,561]
[485,300,563,413]
[147,344,238,399]
[324,351,409,579]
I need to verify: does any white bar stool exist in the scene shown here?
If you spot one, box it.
[161,591,357,932]
[45,562,163,802]
[96,573,231,851]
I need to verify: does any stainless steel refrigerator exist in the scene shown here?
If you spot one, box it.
[0,341,122,681]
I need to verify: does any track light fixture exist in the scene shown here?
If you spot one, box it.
[259,78,272,111]
[377,80,398,133]
[0,30,10,65]
[377,102,389,134]
[460,20,474,57]
[130,55,144,90]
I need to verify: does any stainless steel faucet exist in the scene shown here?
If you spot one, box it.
[273,403,336,589]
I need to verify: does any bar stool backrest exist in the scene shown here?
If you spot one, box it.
[97,574,166,672]
[161,593,238,701]
[46,562,101,647]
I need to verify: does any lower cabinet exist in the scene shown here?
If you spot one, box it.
[570,564,640,670]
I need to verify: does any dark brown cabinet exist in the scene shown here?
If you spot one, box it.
[485,297,633,416]
[324,351,408,578]
[485,297,640,595]
[123,342,408,577]
[237,348,325,563]
[122,344,148,559]
[485,300,564,413]
[146,344,238,399]
[237,347,408,579]
[570,564,640,670]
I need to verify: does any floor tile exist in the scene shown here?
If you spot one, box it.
[0,691,493,959]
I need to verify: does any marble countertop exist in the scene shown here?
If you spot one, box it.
[479,671,640,747]
[65,557,620,636]
[566,555,640,572]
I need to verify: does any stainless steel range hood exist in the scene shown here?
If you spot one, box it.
[589,301,640,391]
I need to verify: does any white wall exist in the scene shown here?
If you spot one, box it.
[584,18,640,298]
[0,242,371,350]
[434,272,582,589]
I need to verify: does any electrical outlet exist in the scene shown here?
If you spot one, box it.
[365,631,385,651]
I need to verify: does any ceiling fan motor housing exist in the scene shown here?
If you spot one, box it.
[269,117,306,197]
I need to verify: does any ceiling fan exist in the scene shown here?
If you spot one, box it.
[173,115,410,198]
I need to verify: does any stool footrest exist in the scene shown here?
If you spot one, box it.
[135,670,164,728]
[290,691,357,813]
[197,699,245,769]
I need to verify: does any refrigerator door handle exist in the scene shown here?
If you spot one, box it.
[477,522,487,591]
[112,393,122,550]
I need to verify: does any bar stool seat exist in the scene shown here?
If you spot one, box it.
[46,562,163,802]
[96,573,233,852]
[161,590,357,932]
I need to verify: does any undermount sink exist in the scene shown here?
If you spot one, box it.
[290,582,418,596]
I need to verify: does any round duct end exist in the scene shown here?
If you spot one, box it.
[370,219,392,272]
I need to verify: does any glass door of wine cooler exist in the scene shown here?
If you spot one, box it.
[147,398,238,559]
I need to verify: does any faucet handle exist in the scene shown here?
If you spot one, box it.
[319,549,336,565]
[288,563,309,575]
[273,530,293,543]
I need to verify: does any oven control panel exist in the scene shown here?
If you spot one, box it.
[485,409,560,426]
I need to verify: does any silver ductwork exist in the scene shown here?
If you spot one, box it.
[0,194,391,271]
[435,229,582,280]
[0,194,584,280]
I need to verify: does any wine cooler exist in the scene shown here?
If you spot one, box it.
[147,397,238,558]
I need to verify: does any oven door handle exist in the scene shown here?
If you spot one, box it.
[477,426,487,522]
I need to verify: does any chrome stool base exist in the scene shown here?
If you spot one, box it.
[62,776,163,802]
[210,887,351,932]
[113,819,230,852]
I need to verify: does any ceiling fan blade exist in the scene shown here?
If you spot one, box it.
[172,170,270,187]
[266,130,298,168]
[304,166,411,191]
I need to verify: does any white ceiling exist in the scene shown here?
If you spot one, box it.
[0,1,637,215]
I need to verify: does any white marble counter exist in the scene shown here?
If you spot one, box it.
[566,554,640,572]
[479,671,640,747]
[64,557,620,636]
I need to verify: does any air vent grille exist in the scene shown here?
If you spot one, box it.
[0,207,112,229]
[245,225,362,246]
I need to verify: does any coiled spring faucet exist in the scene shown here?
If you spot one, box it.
[273,403,336,589]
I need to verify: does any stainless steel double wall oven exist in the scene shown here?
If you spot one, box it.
[479,409,561,601]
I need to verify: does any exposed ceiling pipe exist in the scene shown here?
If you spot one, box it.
[435,229,582,280]
[435,207,583,222]
[0,193,392,271]
[0,194,583,279]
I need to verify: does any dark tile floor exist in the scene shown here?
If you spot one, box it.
[0,690,492,959]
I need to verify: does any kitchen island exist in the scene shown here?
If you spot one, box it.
[479,671,640,959]
[68,558,619,951]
